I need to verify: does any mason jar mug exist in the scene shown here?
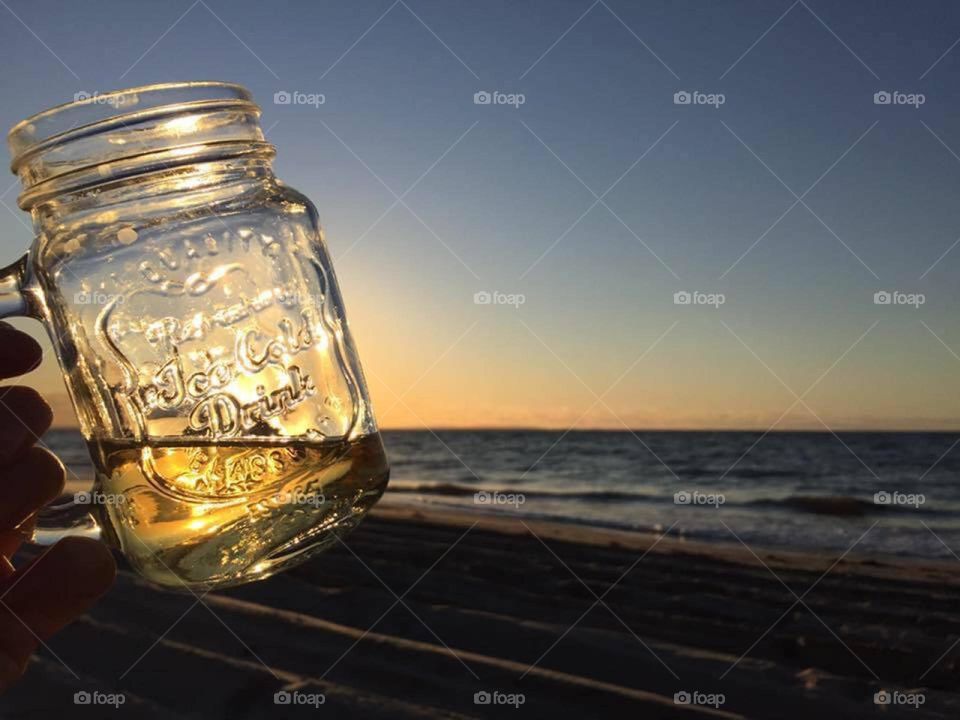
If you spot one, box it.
[1,82,389,589]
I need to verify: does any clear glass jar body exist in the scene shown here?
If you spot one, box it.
[6,83,389,589]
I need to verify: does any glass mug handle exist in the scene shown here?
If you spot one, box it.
[0,255,101,543]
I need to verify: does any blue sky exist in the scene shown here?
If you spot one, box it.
[2,0,960,429]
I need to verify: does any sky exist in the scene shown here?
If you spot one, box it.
[2,0,960,430]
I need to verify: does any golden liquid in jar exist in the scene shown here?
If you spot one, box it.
[87,434,389,589]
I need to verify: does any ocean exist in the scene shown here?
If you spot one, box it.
[46,428,960,560]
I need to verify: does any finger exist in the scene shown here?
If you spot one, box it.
[0,447,64,532]
[0,324,41,380]
[0,516,35,580]
[0,537,115,691]
[0,387,53,464]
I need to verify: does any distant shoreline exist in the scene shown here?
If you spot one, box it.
[373,503,960,575]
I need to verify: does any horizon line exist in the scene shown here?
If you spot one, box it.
[47,423,960,434]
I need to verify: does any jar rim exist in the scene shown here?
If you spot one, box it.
[8,81,256,171]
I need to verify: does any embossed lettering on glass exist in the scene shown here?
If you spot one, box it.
[2,82,389,589]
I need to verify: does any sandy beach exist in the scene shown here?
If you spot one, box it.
[4,503,960,718]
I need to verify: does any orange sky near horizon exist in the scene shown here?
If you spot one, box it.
[12,312,960,434]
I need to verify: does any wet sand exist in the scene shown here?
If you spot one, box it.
[5,504,960,718]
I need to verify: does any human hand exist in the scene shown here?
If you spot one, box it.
[0,322,115,692]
